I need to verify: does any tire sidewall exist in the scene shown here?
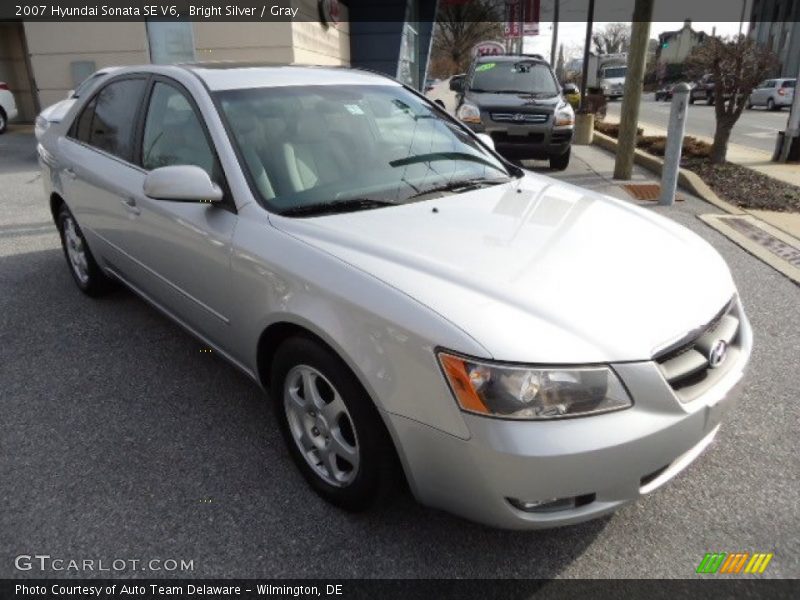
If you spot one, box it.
[270,336,393,511]
[56,205,108,295]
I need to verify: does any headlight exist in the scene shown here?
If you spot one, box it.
[438,352,632,420]
[34,115,50,140]
[554,103,574,126]
[457,101,481,124]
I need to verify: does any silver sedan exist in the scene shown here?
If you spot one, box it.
[37,64,751,529]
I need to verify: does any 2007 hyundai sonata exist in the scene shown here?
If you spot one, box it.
[37,64,751,529]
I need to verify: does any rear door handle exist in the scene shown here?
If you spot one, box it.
[63,168,76,179]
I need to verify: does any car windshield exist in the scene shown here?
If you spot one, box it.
[603,67,626,78]
[215,84,514,216]
[469,61,558,95]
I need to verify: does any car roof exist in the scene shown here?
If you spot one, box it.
[98,63,401,91]
[474,54,547,64]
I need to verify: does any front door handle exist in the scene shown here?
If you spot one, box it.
[120,196,140,215]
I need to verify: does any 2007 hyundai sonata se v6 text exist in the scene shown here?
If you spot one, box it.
[37,64,752,529]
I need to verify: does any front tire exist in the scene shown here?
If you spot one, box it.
[56,204,114,296]
[550,148,571,171]
[270,336,400,511]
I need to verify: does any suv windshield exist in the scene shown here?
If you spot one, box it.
[469,61,558,95]
[216,84,513,216]
[602,67,626,78]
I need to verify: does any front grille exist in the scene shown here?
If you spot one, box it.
[654,298,742,403]
[491,112,549,124]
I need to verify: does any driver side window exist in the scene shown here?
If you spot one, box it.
[141,82,218,180]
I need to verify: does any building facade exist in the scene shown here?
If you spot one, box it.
[749,0,800,79]
[654,20,708,65]
[0,0,437,122]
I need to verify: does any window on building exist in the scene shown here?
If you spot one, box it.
[146,21,195,64]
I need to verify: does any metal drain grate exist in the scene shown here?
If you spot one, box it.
[722,216,800,268]
[622,184,684,202]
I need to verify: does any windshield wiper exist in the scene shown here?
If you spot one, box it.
[279,198,396,218]
[407,177,511,200]
[390,152,502,171]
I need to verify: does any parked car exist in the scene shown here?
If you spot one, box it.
[747,78,796,110]
[38,64,751,530]
[0,81,19,134]
[655,84,674,102]
[35,67,120,140]
[424,75,458,114]
[452,54,575,169]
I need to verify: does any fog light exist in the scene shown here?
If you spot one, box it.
[507,493,595,513]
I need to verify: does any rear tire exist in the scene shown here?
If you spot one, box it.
[0,108,7,134]
[56,204,114,296]
[706,94,714,105]
[550,148,571,171]
[689,95,695,105]
[767,98,775,111]
[270,336,401,511]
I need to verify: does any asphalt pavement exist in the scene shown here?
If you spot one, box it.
[1,126,799,579]
[606,93,791,155]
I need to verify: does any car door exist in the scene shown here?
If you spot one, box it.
[124,77,239,353]
[757,80,774,105]
[59,76,150,281]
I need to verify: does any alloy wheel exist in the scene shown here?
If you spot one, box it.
[62,215,90,285]
[283,365,360,487]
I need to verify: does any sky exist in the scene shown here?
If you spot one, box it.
[524,21,745,62]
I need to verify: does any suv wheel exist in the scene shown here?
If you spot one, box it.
[767,98,775,111]
[271,336,401,511]
[0,108,7,134]
[706,93,714,105]
[56,204,114,296]
[550,148,571,171]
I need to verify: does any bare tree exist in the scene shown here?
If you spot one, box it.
[429,0,504,77]
[592,23,631,55]
[686,35,778,163]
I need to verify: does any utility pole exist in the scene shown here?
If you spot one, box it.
[579,0,595,111]
[613,0,654,180]
[778,58,800,162]
[550,0,560,66]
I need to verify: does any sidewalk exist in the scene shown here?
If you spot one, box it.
[534,144,800,284]
[625,118,800,188]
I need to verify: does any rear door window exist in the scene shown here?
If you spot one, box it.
[85,78,147,161]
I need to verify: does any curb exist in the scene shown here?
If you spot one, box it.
[591,131,747,215]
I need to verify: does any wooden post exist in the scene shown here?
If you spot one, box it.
[613,0,654,180]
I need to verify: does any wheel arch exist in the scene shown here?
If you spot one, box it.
[255,317,411,490]
[49,191,65,223]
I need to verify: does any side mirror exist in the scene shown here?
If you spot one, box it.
[476,133,495,151]
[563,83,579,95]
[449,74,465,93]
[143,165,223,203]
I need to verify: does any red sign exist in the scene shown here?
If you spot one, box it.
[505,0,540,38]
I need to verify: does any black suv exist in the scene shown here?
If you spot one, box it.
[451,54,575,170]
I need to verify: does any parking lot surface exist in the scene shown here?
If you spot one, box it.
[2,126,798,579]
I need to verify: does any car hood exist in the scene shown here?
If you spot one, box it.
[39,98,76,123]
[466,91,562,111]
[271,174,736,363]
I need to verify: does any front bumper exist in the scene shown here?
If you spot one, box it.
[392,311,752,530]
[466,121,572,159]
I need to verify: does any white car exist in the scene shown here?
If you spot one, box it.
[35,68,120,140]
[0,81,18,134]
[425,76,458,114]
[38,64,751,529]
